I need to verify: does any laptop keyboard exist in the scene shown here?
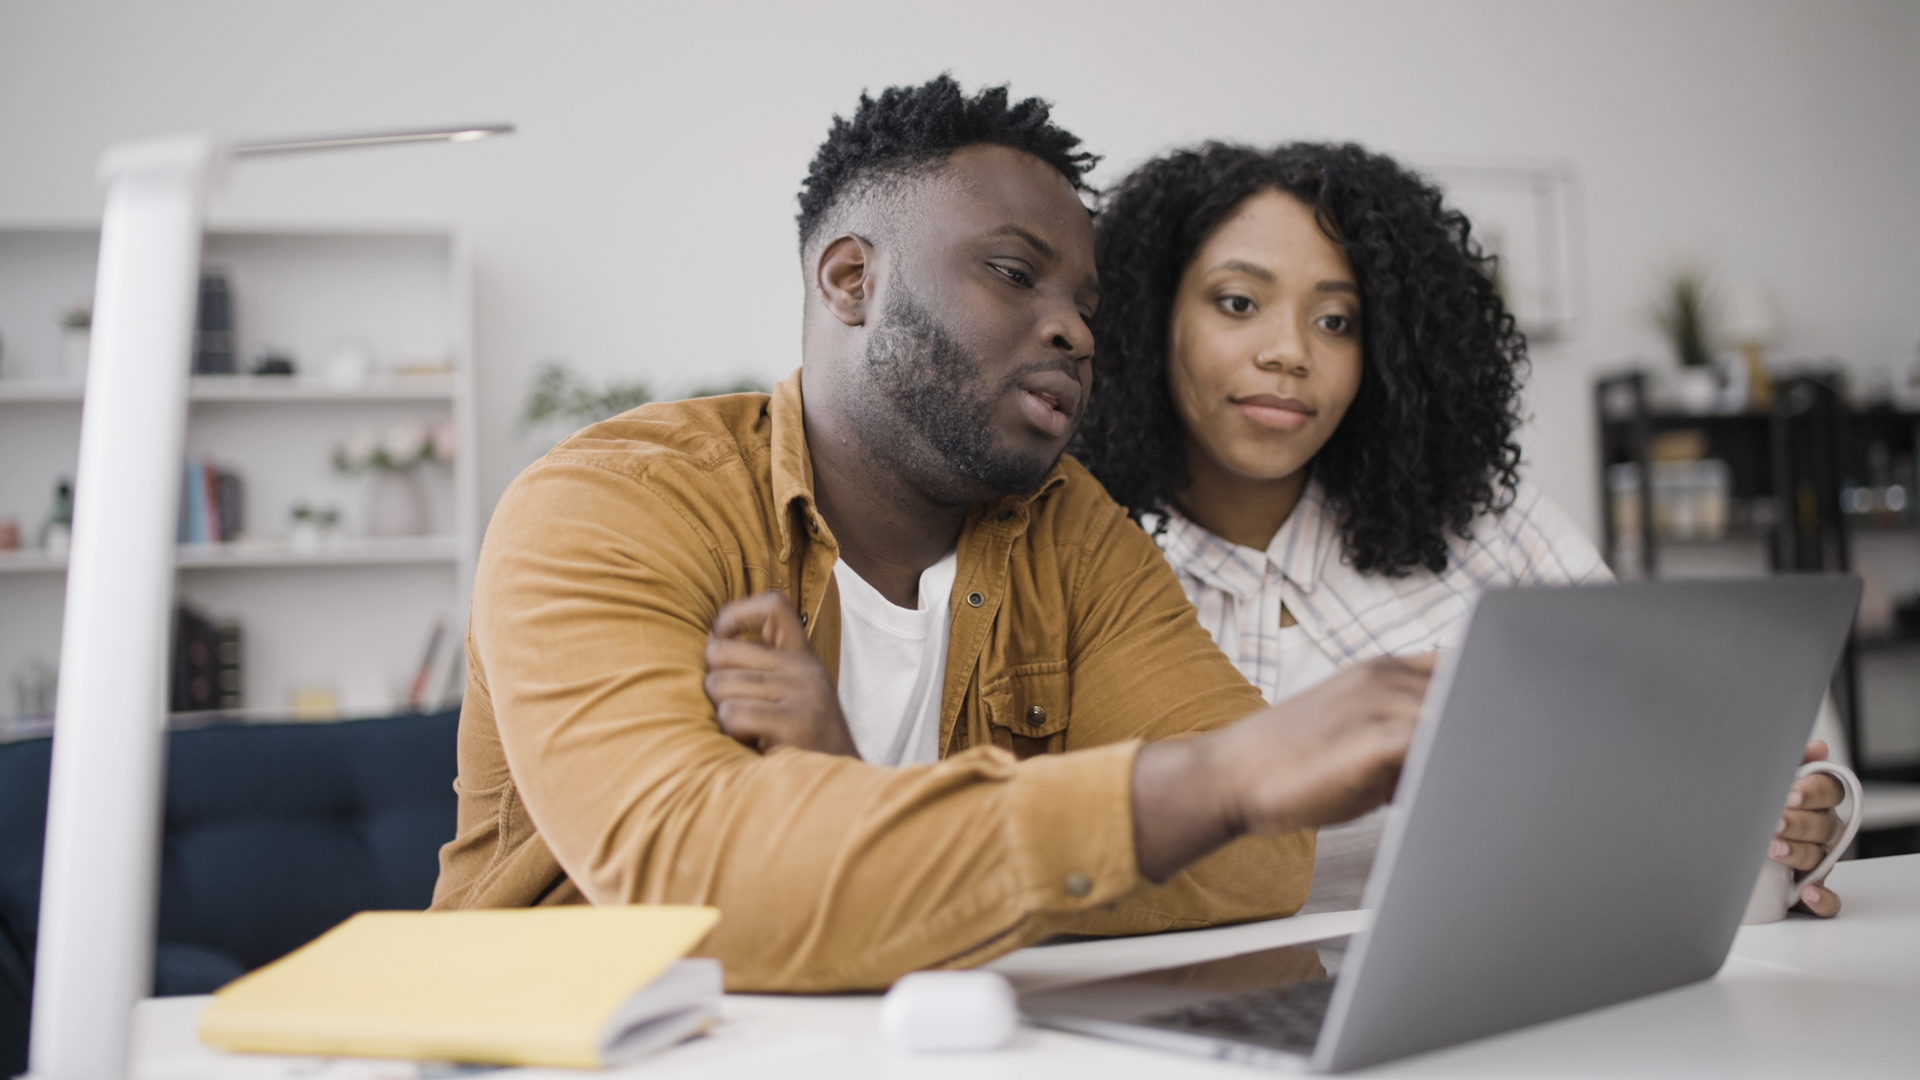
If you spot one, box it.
[1139,977,1335,1055]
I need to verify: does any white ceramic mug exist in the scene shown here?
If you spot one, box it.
[1741,760,1863,924]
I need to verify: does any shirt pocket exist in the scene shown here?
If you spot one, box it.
[981,660,1071,758]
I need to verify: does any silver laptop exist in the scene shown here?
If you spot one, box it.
[1022,577,1861,1072]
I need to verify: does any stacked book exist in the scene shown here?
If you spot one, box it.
[177,459,244,544]
[172,602,243,713]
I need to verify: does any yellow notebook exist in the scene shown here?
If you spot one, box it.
[199,905,721,1069]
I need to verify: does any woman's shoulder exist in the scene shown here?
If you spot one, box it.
[1439,481,1612,587]
[1297,481,1612,661]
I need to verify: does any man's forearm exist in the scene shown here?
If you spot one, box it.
[1128,655,1433,882]
[1132,736,1241,881]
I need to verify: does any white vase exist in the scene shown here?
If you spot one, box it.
[367,471,427,537]
[1675,367,1719,414]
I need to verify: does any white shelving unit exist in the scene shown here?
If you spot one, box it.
[0,222,478,724]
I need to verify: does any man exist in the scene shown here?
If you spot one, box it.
[432,75,1432,991]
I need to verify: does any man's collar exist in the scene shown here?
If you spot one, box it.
[769,367,1070,559]
[769,369,817,562]
[976,463,1069,526]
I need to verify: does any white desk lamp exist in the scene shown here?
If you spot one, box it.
[27,122,512,1080]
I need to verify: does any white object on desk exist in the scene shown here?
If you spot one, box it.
[879,971,1015,1052]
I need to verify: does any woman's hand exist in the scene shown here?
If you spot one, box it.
[1775,740,1847,917]
[704,592,861,758]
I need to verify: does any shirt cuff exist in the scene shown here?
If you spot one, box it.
[1003,739,1144,914]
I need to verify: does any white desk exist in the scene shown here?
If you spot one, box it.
[131,854,1920,1079]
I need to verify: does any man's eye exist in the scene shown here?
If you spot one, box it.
[992,264,1032,287]
[1220,295,1255,315]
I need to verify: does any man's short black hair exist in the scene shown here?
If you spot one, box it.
[796,74,1098,253]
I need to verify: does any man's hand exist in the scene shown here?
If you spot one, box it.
[1132,654,1434,882]
[1776,740,1847,918]
[705,593,860,758]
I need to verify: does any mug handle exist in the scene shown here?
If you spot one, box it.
[1792,760,1864,891]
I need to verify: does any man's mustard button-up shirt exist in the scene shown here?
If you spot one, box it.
[432,370,1313,991]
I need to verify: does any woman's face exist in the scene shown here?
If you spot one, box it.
[1167,188,1364,489]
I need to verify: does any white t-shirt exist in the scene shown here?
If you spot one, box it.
[831,551,957,767]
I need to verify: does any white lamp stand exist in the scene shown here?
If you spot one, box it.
[26,123,509,1080]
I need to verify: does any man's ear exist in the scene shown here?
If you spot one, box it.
[815,233,876,328]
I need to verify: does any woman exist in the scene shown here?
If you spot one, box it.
[1072,141,1846,914]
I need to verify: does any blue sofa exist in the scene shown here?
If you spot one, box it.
[0,708,459,1076]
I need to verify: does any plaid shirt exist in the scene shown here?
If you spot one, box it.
[1153,481,1612,701]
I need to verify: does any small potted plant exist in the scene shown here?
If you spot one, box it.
[1654,267,1719,414]
[520,360,653,453]
[287,502,341,553]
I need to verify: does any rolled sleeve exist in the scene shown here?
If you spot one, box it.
[466,455,1158,991]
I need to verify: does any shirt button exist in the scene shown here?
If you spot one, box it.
[1026,706,1046,727]
[1065,873,1092,898]
[966,591,984,608]
[799,613,808,626]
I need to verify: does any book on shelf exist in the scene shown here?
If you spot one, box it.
[408,617,446,711]
[193,269,235,375]
[171,602,243,713]
[176,459,245,544]
[408,615,466,712]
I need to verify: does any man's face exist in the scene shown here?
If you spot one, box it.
[860,145,1099,499]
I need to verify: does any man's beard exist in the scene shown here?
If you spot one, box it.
[861,282,1060,497]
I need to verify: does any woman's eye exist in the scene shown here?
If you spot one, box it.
[1220,295,1255,315]
[992,264,1032,287]
[1319,313,1353,333]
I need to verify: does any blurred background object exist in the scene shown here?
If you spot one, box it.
[1723,279,1780,413]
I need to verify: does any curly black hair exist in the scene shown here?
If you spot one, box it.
[796,74,1099,253]
[1071,142,1527,577]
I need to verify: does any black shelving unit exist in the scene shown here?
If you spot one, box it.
[1594,371,1920,786]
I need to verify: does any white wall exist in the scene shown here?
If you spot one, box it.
[3,0,1918,542]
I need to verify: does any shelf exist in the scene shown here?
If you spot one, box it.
[0,380,85,402]
[187,375,456,402]
[1863,783,1920,830]
[1855,635,1920,654]
[1,705,446,744]
[0,375,455,404]
[1656,529,1772,548]
[176,535,459,568]
[0,535,459,575]
[1599,411,1772,428]
[0,549,65,574]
